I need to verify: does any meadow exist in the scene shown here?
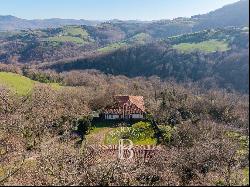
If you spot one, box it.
[0,72,61,95]
[173,39,230,53]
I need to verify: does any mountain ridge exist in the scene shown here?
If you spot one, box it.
[0,0,248,31]
[0,15,101,30]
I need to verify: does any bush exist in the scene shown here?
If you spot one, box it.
[74,116,92,140]
[131,122,155,139]
[159,125,175,144]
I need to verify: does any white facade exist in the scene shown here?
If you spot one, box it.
[105,113,144,120]
[105,114,120,120]
[131,114,144,119]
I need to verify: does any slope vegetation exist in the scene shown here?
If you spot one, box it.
[0,72,61,95]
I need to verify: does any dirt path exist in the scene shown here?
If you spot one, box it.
[86,128,113,145]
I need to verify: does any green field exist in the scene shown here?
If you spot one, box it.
[0,72,61,95]
[0,72,35,95]
[97,42,128,53]
[97,33,152,53]
[128,33,152,45]
[63,26,89,38]
[47,35,87,45]
[173,39,230,53]
[46,26,91,45]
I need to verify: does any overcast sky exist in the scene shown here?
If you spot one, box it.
[0,0,241,20]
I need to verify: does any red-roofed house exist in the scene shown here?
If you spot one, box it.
[103,95,146,120]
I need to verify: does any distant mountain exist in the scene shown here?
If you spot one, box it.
[0,0,248,31]
[192,0,249,30]
[0,15,101,31]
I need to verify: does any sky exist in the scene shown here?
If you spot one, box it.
[0,0,241,21]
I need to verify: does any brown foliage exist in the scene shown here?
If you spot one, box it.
[0,70,249,186]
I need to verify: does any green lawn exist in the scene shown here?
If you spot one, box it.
[104,122,157,145]
[0,72,62,95]
[87,121,157,145]
[86,120,118,144]
[0,72,34,95]
[104,127,157,145]
[173,39,230,53]
[89,127,105,134]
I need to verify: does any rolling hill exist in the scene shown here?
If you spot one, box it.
[192,0,249,30]
[0,1,249,65]
[0,0,248,33]
[0,15,101,31]
[0,72,61,95]
[0,0,249,93]
[47,27,249,93]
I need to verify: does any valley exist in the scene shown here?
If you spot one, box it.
[0,0,249,186]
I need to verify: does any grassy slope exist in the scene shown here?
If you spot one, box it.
[47,35,87,44]
[173,39,230,53]
[47,26,91,45]
[97,42,128,53]
[96,32,151,53]
[127,33,152,45]
[0,72,34,95]
[63,26,89,38]
[0,72,61,95]
[243,167,249,185]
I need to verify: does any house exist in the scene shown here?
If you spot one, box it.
[103,95,146,120]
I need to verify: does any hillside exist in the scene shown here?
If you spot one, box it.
[0,15,100,31]
[47,28,249,93]
[0,0,248,33]
[0,0,249,64]
[0,72,61,95]
[1,27,248,93]
[192,0,249,30]
[1,64,249,186]
[0,0,249,94]
[0,24,248,62]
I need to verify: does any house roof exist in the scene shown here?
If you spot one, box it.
[104,95,145,114]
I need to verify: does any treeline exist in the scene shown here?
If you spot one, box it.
[0,66,248,130]
[0,68,249,185]
[0,22,248,64]
[49,42,249,93]
[167,28,249,49]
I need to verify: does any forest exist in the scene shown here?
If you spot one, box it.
[0,66,249,185]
